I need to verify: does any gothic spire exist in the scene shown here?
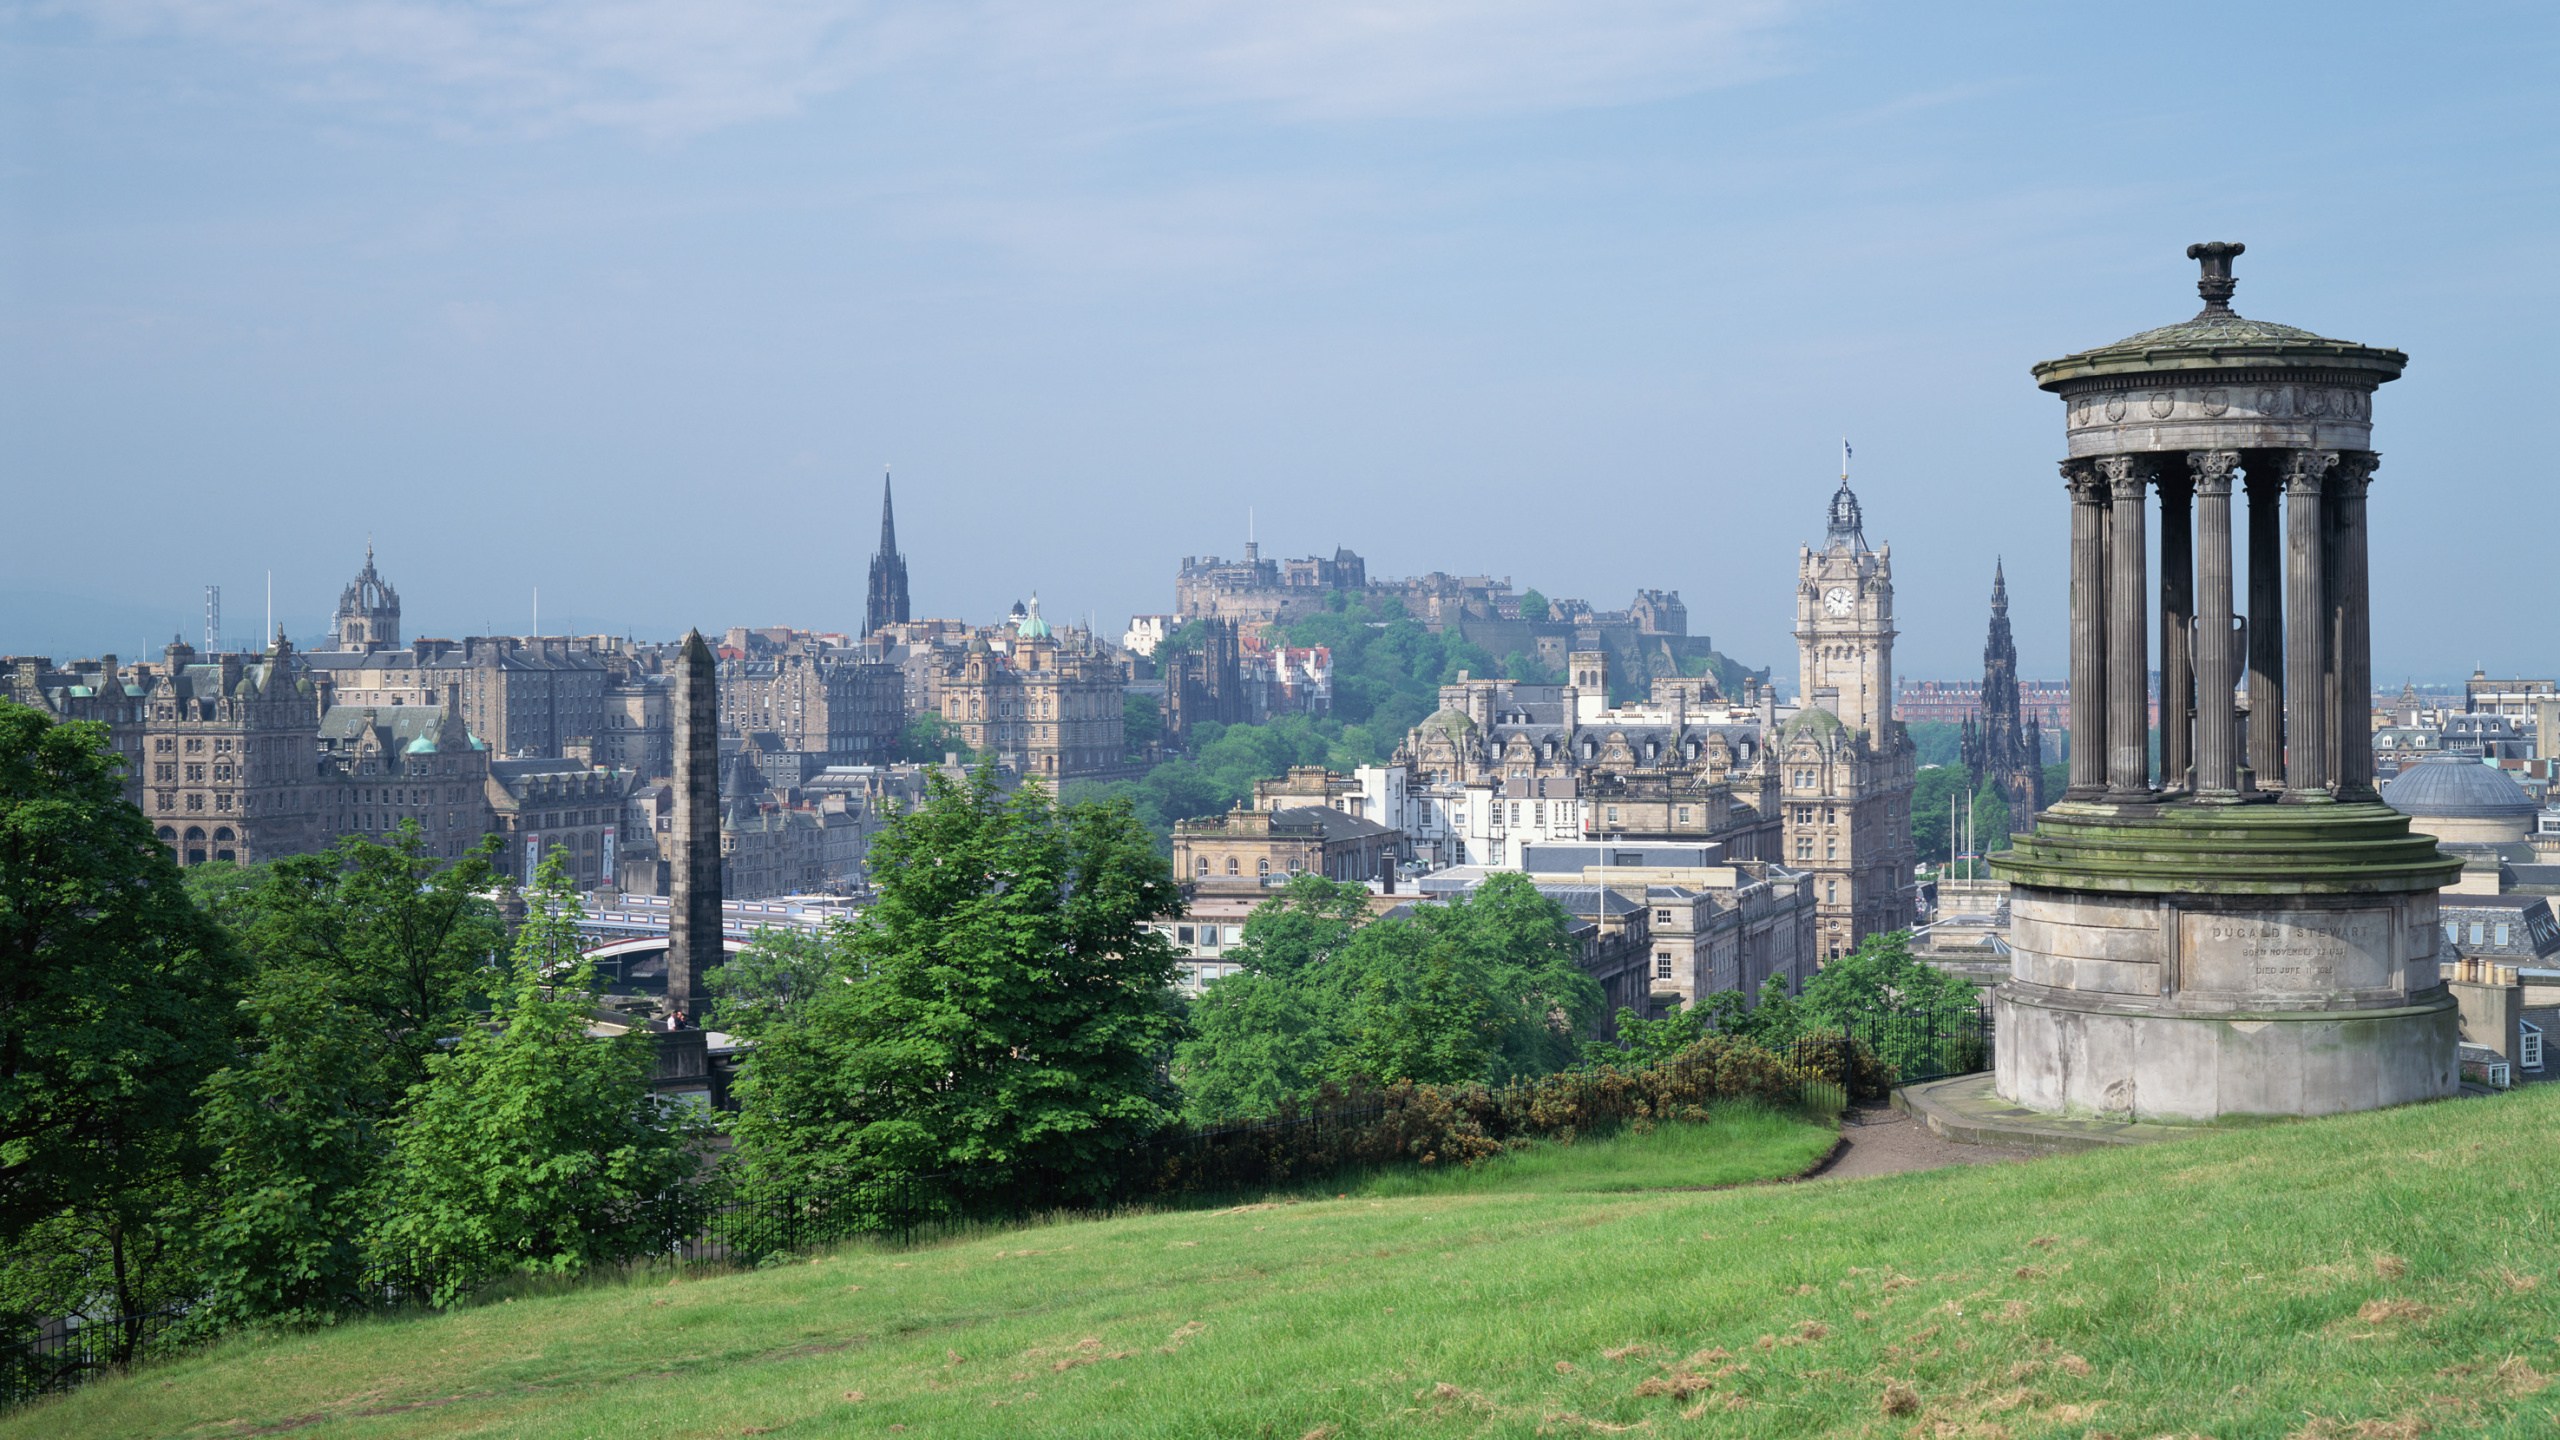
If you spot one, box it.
[864,468,912,638]
[1991,558,2008,615]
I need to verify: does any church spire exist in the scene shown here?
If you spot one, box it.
[1991,558,2009,615]
[864,468,912,639]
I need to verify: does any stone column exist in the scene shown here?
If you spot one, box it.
[2063,460,2108,800]
[2282,451,2339,802]
[667,628,723,1013]
[2245,457,2286,791]
[2188,450,2241,799]
[2157,462,2195,792]
[2335,453,2379,800]
[2102,456,2151,800]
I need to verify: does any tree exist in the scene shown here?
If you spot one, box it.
[181,824,506,1327]
[1172,873,1597,1114]
[1175,974,1328,1119]
[1332,945,1498,1087]
[1519,588,1550,621]
[729,769,1187,1223]
[1911,765,1970,865]
[369,855,710,1307]
[1969,777,2011,852]
[0,701,241,1242]
[1498,651,1560,685]
[1796,930,1977,1026]
[705,926,846,1040]
[194,977,384,1327]
[1411,873,1601,1081]
[892,714,974,765]
[224,825,505,1104]
[1121,692,1164,756]
[1907,720,1963,769]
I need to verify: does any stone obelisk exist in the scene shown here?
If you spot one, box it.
[666,628,721,1018]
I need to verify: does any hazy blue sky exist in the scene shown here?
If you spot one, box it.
[5,2,2554,686]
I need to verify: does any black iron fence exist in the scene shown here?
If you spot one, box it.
[1843,1000,1994,1091]
[4,1017,1993,1408]
[1,1306,191,1409]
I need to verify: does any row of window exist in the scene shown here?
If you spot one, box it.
[2447,921,2513,948]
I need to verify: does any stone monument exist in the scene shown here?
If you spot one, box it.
[1989,243,2460,1122]
[666,628,722,1016]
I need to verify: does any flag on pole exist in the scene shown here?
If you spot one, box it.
[1841,438,1852,478]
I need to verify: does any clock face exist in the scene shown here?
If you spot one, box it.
[1823,586,1853,617]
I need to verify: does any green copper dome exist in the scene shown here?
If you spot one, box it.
[1418,707,1477,742]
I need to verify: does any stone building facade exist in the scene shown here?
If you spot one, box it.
[1381,481,1917,961]
[314,700,495,863]
[936,601,1127,781]
[1171,800,1407,885]
[138,636,334,866]
[715,643,904,762]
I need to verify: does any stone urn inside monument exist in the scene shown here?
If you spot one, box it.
[1987,243,2459,1123]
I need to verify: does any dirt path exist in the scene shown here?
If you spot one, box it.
[1807,1103,2040,1180]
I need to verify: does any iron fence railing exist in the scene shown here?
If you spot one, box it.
[5,1016,1994,1408]
[0,1305,191,1409]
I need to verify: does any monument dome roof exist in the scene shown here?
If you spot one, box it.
[2032,241,2405,392]
[2381,752,2537,821]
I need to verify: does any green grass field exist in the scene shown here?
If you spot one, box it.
[17,1088,2560,1439]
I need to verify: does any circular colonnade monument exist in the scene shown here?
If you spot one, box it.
[1989,243,2461,1123]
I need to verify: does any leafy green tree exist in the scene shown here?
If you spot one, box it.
[1970,777,2012,850]
[730,770,1187,1222]
[194,977,383,1327]
[0,1142,206,1368]
[1174,874,1597,1115]
[0,701,241,1242]
[1414,873,1603,1079]
[705,926,846,1039]
[1797,930,1977,1025]
[1217,874,1369,982]
[1911,765,1970,865]
[1907,720,1963,768]
[892,713,974,765]
[1176,974,1327,1119]
[1518,588,1550,621]
[1121,692,1164,755]
[369,855,710,1307]
[224,825,505,1104]
[180,825,506,1327]
[1498,651,1560,684]
[1332,945,1499,1087]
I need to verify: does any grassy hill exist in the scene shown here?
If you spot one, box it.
[15,1091,2560,1438]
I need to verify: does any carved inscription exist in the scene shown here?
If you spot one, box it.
[2179,910,2394,994]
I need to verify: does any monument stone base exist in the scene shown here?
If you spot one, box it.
[1989,801,2461,1126]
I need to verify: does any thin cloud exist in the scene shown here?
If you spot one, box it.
[77,1,1803,136]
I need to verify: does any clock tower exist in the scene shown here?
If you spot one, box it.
[1795,479,1894,731]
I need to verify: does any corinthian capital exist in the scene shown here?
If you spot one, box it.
[2059,458,2106,504]
[2097,454,2143,500]
[2185,449,2240,496]
[2334,451,2379,496]
[2283,449,2339,495]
